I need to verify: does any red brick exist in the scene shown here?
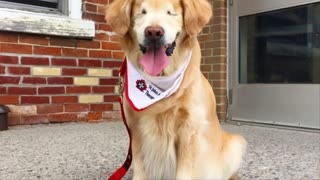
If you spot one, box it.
[100,78,118,85]
[0,76,20,84]
[0,66,4,74]
[102,42,122,50]
[66,86,91,93]
[23,77,46,84]
[50,37,76,47]
[34,46,61,56]
[212,64,226,72]
[198,34,213,42]
[216,96,227,104]
[65,104,89,112]
[83,13,106,22]
[21,96,49,104]
[52,96,78,103]
[62,68,87,76]
[102,111,121,119]
[95,33,109,41]
[77,40,100,49]
[97,6,106,15]
[217,112,227,121]
[90,104,113,111]
[89,50,112,58]
[0,87,6,94]
[79,59,102,67]
[76,113,88,122]
[20,115,49,124]
[209,72,226,80]
[92,86,114,93]
[49,113,77,123]
[217,104,227,113]
[84,0,108,4]
[19,34,49,45]
[8,116,21,126]
[8,87,36,95]
[0,55,18,64]
[8,67,30,75]
[47,77,73,84]
[201,65,212,72]
[113,70,119,76]
[84,3,97,12]
[214,0,227,8]
[62,48,88,57]
[211,32,227,41]
[0,95,19,104]
[104,95,118,102]
[37,104,63,114]
[87,112,102,121]
[0,32,18,42]
[52,58,77,66]
[97,24,112,31]
[112,51,125,59]
[213,8,227,17]
[0,43,32,54]
[21,57,49,65]
[38,87,65,94]
[212,86,227,96]
[203,72,209,79]
[110,35,120,42]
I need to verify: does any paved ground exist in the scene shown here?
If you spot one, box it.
[0,121,319,180]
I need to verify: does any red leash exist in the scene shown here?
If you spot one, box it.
[108,60,132,180]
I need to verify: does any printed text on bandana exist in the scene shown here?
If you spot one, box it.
[136,79,162,100]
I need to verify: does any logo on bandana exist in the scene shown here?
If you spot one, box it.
[136,79,147,92]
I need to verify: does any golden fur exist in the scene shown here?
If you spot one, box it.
[106,0,246,179]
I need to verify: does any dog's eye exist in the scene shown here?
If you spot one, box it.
[167,10,176,16]
[141,9,147,14]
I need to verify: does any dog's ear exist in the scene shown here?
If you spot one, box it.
[182,0,213,36]
[105,0,132,36]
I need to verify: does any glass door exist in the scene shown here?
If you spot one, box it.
[229,0,320,129]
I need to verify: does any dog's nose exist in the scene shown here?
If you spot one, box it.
[144,26,164,40]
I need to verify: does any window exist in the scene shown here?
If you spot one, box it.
[0,0,95,38]
[239,2,320,84]
[0,0,62,14]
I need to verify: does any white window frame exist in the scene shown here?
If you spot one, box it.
[0,0,95,38]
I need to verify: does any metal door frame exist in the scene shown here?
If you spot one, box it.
[228,0,320,129]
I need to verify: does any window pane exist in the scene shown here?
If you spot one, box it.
[0,0,58,9]
[239,3,320,84]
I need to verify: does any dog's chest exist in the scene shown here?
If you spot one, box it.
[138,115,177,179]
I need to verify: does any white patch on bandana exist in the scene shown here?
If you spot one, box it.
[125,52,192,110]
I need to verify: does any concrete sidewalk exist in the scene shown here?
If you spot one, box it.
[0,121,319,180]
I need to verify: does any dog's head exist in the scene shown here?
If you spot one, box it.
[106,0,212,76]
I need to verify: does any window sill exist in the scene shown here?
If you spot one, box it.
[0,8,95,38]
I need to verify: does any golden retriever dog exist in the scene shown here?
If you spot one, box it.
[106,0,246,179]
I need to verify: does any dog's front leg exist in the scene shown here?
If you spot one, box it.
[131,134,148,180]
[175,132,198,179]
[132,159,147,180]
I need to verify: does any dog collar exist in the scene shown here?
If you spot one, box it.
[124,52,192,111]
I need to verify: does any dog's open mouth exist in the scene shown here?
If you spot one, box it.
[139,42,176,76]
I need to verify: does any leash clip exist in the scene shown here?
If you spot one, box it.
[118,74,124,103]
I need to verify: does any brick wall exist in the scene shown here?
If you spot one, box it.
[0,0,122,125]
[199,0,228,121]
[0,0,228,125]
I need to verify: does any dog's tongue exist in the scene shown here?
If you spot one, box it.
[140,46,169,76]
